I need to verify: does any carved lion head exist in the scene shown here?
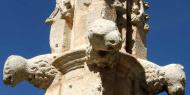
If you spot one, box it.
[163,64,186,95]
[3,55,27,87]
[87,19,121,68]
[88,18,122,51]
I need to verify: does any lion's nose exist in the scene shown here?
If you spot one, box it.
[108,40,117,45]
[168,85,184,95]
[105,32,122,50]
[106,40,117,49]
[106,40,121,50]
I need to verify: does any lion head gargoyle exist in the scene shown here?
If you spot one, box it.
[3,55,27,87]
[3,55,60,90]
[138,58,186,95]
[88,19,122,51]
[87,19,122,68]
[162,64,186,95]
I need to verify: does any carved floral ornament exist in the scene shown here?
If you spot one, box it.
[3,0,186,95]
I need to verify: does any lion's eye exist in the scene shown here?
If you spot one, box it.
[6,70,14,74]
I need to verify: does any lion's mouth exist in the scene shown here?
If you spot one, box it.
[3,76,15,87]
[98,51,109,57]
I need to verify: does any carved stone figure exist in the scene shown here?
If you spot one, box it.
[3,0,186,95]
[86,19,122,68]
[3,54,61,90]
[47,48,185,95]
[137,59,185,95]
[88,19,122,51]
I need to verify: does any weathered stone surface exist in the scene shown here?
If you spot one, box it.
[137,59,185,95]
[126,0,149,59]
[45,49,185,95]
[86,18,122,68]
[2,0,186,95]
[46,0,74,53]
[88,19,122,51]
[3,54,61,90]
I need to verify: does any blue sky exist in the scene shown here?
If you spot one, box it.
[0,0,189,95]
